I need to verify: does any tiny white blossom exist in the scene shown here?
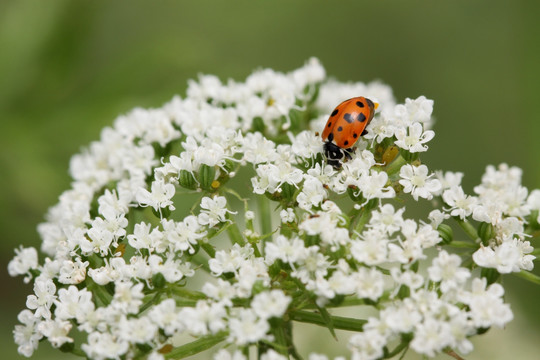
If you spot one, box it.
[442,186,478,219]
[8,246,39,282]
[26,277,56,319]
[198,196,235,227]
[399,164,442,201]
[13,310,42,357]
[251,290,291,319]
[37,319,73,348]
[280,208,296,223]
[228,308,269,346]
[394,122,434,152]
[54,286,95,322]
[427,250,471,293]
[265,235,307,264]
[136,180,176,212]
[112,281,144,314]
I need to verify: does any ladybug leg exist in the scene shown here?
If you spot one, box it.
[343,147,355,160]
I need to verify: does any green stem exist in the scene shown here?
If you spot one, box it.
[270,320,289,357]
[225,213,246,246]
[164,332,228,359]
[385,154,406,176]
[88,279,113,307]
[353,208,372,234]
[258,195,273,249]
[170,287,207,300]
[513,270,540,285]
[200,242,216,258]
[447,240,478,249]
[138,292,162,314]
[454,218,479,242]
[289,310,366,332]
[384,341,410,359]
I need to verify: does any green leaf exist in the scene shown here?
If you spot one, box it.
[316,305,336,339]
[164,332,228,359]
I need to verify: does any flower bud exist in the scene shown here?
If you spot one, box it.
[179,170,197,190]
[198,164,216,191]
[382,145,399,166]
[437,224,453,244]
[477,222,494,245]
[481,267,500,285]
[151,272,166,289]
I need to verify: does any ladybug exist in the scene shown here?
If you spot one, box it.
[322,96,378,168]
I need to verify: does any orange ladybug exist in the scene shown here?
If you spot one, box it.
[322,96,378,168]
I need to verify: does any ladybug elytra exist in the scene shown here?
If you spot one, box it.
[322,96,378,168]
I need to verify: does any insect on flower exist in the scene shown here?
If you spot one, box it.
[322,96,378,168]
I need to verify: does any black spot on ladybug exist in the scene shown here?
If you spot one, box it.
[327,122,332,128]
[337,126,343,132]
[328,132,334,142]
[344,140,349,146]
[353,133,358,138]
[343,113,353,123]
[357,113,366,122]
[356,101,364,108]
[362,129,368,136]
[331,109,339,116]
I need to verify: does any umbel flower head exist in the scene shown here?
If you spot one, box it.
[9,58,540,360]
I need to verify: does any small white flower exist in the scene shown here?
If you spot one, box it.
[442,186,478,219]
[82,331,129,360]
[118,316,158,344]
[179,300,227,336]
[198,196,235,227]
[352,267,385,301]
[297,176,326,211]
[427,209,450,228]
[427,250,471,293]
[399,164,442,201]
[37,319,73,348]
[54,286,95,322]
[434,170,464,195]
[8,246,38,281]
[13,310,42,357]
[127,222,164,252]
[472,242,521,273]
[251,290,291,319]
[112,281,144,314]
[350,230,389,266]
[265,235,307,264]
[148,299,183,336]
[58,258,89,284]
[279,208,296,223]
[394,122,434,152]
[261,349,288,360]
[348,329,387,360]
[410,317,452,357]
[228,308,269,346]
[213,349,247,360]
[368,204,404,235]
[136,180,176,212]
[26,277,56,319]
[289,130,323,159]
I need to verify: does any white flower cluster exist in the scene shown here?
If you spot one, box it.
[9,59,539,360]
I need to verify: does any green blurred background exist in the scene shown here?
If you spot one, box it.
[1,0,539,359]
